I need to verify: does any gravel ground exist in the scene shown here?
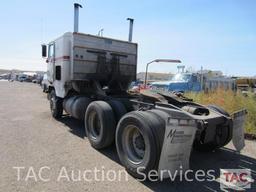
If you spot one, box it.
[0,81,255,192]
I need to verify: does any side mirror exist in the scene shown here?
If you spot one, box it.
[41,44,47,57]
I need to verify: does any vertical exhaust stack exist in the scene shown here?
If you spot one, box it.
[127,18,134,42]
[74,3,83,33]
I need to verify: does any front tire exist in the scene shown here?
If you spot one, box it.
[43,84,47,93]
[49,90,63,119]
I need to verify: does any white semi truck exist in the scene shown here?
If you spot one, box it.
[41,3,246,179]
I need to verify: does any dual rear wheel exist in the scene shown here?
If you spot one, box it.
[85,101,117,149]
[115,110,167,178]
[49,93,168,178]
[84,100,168,178]
[84,100,127,149]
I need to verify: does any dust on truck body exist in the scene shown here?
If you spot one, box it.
[41,3,246,179]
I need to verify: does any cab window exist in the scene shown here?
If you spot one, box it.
[48,44,54,58]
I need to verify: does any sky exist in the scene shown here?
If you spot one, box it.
[0,0,255,76]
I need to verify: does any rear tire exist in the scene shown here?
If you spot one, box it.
[116,111,164,179]
[85,101,116,149]
[49,90,63,119]
[107,100,127,123]
[146,109,169,148]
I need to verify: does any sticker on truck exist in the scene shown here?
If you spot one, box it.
[158,118,197,178]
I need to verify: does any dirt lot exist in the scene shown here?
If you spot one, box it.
[0,81,255,192]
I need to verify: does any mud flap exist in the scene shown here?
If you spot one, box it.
[158,118,197,179]
[231,109,247,152]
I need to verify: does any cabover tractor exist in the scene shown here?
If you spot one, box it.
[41,3,246,178]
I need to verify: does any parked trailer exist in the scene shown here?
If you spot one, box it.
[151,72,236,93]
[41,3,246,179]
[235,77,256,92]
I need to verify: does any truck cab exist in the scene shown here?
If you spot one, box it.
[42,32,137,98]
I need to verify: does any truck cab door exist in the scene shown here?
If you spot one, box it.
[47,43,55,83]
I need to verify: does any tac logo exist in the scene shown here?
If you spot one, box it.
[220,169,254,191]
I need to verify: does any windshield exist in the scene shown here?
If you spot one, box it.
[170,73,191,81]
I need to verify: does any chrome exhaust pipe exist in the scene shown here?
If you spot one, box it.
[127,18,134,42]
[74,3,82,33]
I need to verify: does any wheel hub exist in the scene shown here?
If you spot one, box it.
[123,125,146,164]
[133,134,145,151]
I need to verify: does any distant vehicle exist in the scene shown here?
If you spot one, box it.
[0,73,10,80]
[18,75,28,82]
[32,75,43,84]
[38,75,43,85]
[152,72,235,93]
[151,73,201,92]
[41,74,49,92]
[236,78,256,93]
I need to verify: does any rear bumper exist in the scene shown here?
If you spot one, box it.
[196,116,233,147]
[195,109,247,149]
